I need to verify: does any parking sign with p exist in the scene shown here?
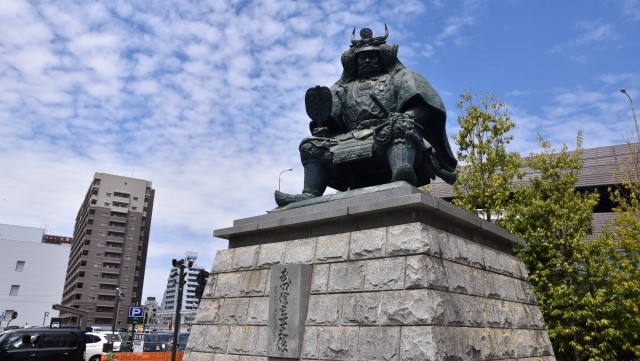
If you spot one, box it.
[128,307,145,324]
[129,307,144,317]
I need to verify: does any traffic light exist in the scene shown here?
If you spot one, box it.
[168,321,172,330]
[195,270,210,301]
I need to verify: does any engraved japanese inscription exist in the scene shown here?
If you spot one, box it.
[267,264,312,358]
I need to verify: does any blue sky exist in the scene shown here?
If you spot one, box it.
[1,0,639,301]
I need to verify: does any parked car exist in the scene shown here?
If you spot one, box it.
[145,332,172,352]
[85,332,109,361]
[166,333,190,351]
[0,327,86,361]
[97,332,121,352]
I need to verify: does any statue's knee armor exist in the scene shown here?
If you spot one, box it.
[299,142,332,165]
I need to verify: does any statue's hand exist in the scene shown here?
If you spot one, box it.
[312,127,330,137]
[388,112,413,124]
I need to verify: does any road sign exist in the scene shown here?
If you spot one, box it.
[129,307,144,317]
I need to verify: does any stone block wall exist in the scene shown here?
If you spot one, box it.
[184,222,555,361]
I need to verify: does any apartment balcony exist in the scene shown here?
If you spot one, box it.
[101,269,120,276]
[94,311,114,318]
[108,224,126,232]
[106,238,124,246]
[104,244,123,252]
[113,196,130,204]
[110,212,127,219]
[97,289,119,296]
[100,277,118,284]
[108,230,125,237]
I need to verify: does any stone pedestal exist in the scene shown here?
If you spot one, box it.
[184,183,556,361]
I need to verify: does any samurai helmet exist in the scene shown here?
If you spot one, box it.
[350,25,389,53]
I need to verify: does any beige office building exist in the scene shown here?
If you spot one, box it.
[61,173,155,331]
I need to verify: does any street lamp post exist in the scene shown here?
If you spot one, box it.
[171,258,193,361]
[620,88,640,143]
[279,168,293,191]
[42,311,49,327]
[112,288,124,336]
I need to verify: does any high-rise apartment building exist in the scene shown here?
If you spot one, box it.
[61,173,155,330]
[157,252,207,328]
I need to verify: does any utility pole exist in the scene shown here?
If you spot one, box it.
[112,288,124,336]
[171,258,193,361]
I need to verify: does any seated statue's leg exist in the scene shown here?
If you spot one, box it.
[274,142,330,207]
[387,139,417,186]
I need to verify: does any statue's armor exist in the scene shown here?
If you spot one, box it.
[335,75,395,131]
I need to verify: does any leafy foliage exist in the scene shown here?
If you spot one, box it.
[451,91,640,360]
[452,92,521,221]
[499,135,624,360]
[605,143,640,359]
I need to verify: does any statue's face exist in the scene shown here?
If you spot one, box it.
[357,50,381,78]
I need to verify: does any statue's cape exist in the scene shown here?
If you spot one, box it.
[392,66,457,172]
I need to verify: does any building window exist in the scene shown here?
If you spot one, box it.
[122,265,129,271]
[97,242,105,247]
[92,273,100,279]
[96,252,103,257]
[101,211,109,216]
[104,202,110,206]
[9,285,19,296]
[89,296,96,301]
[129,215,136,220]
[15,261,25,272]
[106,192,112,197]
[90,284,98,290]
[126,245,133,251]
[127,235,134,240]
[94,263,102,268]
[124,255,131,261]
[99,221,107,227]
[131,206,138,211]
[129,226,135,230]
[133,196,139,201]
[122,276,129,282]
[98,231,106,237]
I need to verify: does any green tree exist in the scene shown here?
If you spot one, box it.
[500,135,624,361]
[452,92,521,221]
[605,143,640,359]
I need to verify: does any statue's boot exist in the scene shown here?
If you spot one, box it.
[275,161,328,207]
[388,140,417,186]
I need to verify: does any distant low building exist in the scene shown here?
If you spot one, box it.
[144,296,159,326]
[42,234,73,245]
[0,224,70,329]
[429,143,637,240]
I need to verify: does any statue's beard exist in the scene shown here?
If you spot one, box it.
[358,65,381,78]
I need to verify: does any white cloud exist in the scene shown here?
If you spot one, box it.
[1,0,639,303]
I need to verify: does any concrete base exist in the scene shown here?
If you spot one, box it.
[184,183,556,361]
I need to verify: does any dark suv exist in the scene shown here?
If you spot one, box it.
[0,328,86,361]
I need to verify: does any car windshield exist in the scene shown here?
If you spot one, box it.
[102,333,121,342]
[156,333,172,342]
